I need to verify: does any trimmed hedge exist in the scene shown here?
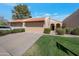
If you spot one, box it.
[43,28,51,34]
[0,28,25,36]
[0,30,11,36]
[56,28,65,35]
[11,28,25,33]
[65,28,72,34]
[71,27,79,35]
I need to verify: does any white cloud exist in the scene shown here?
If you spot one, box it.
[52,13,59,16]
[2,3,18,6]
[52,14,70,21]
[33,13,51,18]
[35,16,41,18]
[33,12,70,21]
[28,6,31,9]
[33,13,58,18]
[43,13,51,16]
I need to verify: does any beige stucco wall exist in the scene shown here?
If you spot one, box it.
[50,20,62,26]
[44,17,50,28]
[49,19,62,30]
[44,17,62,29]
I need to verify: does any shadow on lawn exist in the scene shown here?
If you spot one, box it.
[56,42,78,56]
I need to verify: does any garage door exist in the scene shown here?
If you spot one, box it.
[25,21,44,27]
[11,22,22,27]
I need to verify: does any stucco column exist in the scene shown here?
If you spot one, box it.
[8,22,11,26]
[44,17,50,28]
[54,24,56,30]
[60,23,62,28]
[22,22,25,28]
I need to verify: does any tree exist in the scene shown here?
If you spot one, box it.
[12,4,32,20]
[0,21,6,26]
[0,19,8,26]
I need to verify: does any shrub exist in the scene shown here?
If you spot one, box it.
[11,28,25,33]
[43,28,51,34]
[71,27,79,35]
[0,30,11,36]
[56,28,65,35]
[65,28,72,34]
[0,30,5,36]
[0,28,25,36]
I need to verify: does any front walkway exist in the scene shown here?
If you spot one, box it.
[0,32,43,56]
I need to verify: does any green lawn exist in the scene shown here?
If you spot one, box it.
[23,35,79,56]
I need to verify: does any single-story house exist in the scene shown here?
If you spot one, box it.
[63,9,79,28]
[8,17,62,32]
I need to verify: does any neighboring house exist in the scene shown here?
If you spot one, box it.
[63,9,79,28]
[8,17,62,31]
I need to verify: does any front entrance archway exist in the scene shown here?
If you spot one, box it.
[51,24,55,30]
[56,23,61,29]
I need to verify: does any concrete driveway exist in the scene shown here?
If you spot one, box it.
[0,32,43,56]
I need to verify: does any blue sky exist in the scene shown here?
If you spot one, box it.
[0,3,79,21]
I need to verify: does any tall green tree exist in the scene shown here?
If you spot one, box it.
[12,4,32,20]
[0,19,8,26]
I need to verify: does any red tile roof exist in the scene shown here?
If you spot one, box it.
[9,18,45,22]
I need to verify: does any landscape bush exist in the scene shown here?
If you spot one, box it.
[43,28,51,34]
[71,27,79,35]
[0,30,11,36]
[56,28,65,35]
[0,30,5,36]
[0,28,25,36]
[65,28,72,34]
[11,28,25,33]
